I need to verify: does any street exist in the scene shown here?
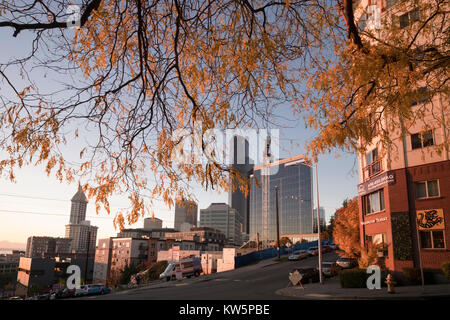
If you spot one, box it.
[82,252,339,300]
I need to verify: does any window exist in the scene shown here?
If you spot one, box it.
[363,189,385,214]
[420,230,445,249]
[411,87,429,106]
[411,131,434,149]
[366,148,378,166]
[415,180,439,199]
[399,8,420,28]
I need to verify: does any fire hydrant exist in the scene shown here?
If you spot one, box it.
[385,274,396,294]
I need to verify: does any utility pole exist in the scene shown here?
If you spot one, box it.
[315,165,323,284]
[414,216,425,289]
[275,186,280,259]
[84,230,91,285]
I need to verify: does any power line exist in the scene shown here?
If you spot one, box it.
[0,209,176,223]
[0,192,175,212]
[0,209,114,220]
[0,193,68,202]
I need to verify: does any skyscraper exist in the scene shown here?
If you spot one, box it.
[249,154,313,245]
[228,135,254,234]
[65,186,98,253]
[174,200,198,231]
[313,207,326,233]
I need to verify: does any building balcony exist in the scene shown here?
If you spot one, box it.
[363,159,383,181]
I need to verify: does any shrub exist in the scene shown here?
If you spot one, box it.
[145,261,169,281]
[119,264,141,285]
[402,267,435,285]
[339,268,368,288]
[339,268,387,288]
[441,262,450,280]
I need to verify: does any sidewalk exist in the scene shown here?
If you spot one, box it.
[276,277,450,300]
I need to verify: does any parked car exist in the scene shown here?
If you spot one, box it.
[321,261,339,277]
[288,250,309,261]
[100,286,111,295]
[336,256,357,269]
[75,285,90,297]
[289,268,320,284]
[37,293,52,300]
[329,243,337,250]
[87,285,104,295]
[307,247,319,256]
[321,245,332,253]
[55,288,76,299]
[8,296,24,300]
[160,257,203,281]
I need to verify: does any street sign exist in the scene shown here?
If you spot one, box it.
[289,270,303,286]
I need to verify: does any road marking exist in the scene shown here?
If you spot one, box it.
[175,283,189,287]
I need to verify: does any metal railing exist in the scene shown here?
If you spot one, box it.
[363,159,382,181]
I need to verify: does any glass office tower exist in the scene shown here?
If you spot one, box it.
[249,155,313,244]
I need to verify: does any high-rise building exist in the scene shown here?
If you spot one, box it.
[355,0,450,272]
[249,154,313,245]
[64,186,98,281]
[174,200,198,231]
[69,187,87,224]
[200,203,243,245]
[25,236,72,258]
[228,135,254,234]
[313,207,326,233]
[65,186,98,253]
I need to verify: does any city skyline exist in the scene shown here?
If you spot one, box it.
[0,146,358,247]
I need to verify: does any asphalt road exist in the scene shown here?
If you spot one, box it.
[83,252,339,300]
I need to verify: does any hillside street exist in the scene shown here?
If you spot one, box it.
[80,252,339,300]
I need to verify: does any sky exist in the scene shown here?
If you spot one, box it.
[0,22,360,248]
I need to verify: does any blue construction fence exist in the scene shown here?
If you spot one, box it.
[234,239,333,268]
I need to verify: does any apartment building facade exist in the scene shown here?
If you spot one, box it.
[356,0,450,272]
[200,203,243,245]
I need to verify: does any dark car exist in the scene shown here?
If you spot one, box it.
[290,268,320,284]
[37,293,52,300]
[55,288,76,299]
[321,245,332,253]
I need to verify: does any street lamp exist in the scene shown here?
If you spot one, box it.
[298,159,323,284]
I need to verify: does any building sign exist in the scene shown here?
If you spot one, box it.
[416,209,445,230]
[358,171,395,196]
[361,217,388,226]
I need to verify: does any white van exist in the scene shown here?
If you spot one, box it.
[159,258,203,281]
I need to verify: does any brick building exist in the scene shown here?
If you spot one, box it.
[356,0,450,272]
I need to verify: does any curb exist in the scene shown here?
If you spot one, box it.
[275,288,450,300]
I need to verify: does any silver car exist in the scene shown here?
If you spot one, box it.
[321,261,338,277]
[336,257,357,269]
[288,250,308,261]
